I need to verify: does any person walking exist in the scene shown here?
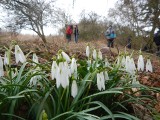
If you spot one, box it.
[105,25,116,48]
[153,27,160,55]
[127,35,132,49]
[74,25,79,43]
[66,25,73,43]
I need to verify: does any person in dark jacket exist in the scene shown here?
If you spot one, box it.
[153,27,160,52]
[127,35,132,49]
[74,25,79,43]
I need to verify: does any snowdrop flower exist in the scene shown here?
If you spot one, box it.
[61,51,71,62]
[71,58,77,79]
[15,45,26,64]
[51,61,57,80]
[4,51,9,65]
[86,46,90,58]
[57,62,69,89]
[71,80,78,98]
[55,66,61,88]
[32,53,38,65]
[92,49,97,60]
[98,50,103,60]
[129,58,136,74]
[97,72,105,91]
[146,59,153,72]
[0,56,4,77]
[137,55,144,71]
[125,56,130,72]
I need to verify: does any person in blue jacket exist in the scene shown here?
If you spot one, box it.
[105,25,116,48]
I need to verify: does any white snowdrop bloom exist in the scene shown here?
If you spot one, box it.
[71,80,78,98]
[100,72,105,90]
[86,46,90,58]
[92,49,97,60]
[4,51,9,65]
[0,56,4,77]
[71,58,78,79]
[56,66,61,88]
[104,71,109,81]
[97,73,101,91]
[61,51,71,62]
[15,45,26,64]
[71,58,77,74]
[125,56,130,72]
[51,61,57,80]
[32,53,38,65]
[98,50,103,60]
[130,58,136,73]
[59,62,69,88]
[97,72,105,91]
[137,55,144,71]
[146,59,153,72]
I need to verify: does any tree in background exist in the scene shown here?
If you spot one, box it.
[108,0,160,51]
[0,0,64,50]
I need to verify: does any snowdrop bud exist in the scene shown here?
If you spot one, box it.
[137,55,144,71]
[146,59,153,72]
[32,53,38,65]
[86,46,90,58]
[51,61,57,80]
[71,80,78,98]
[0,56,4,77]
[98,50,103,60]
[61,51,71,62]
[15,45,26,64]
[130,58,136,71]
[93,49,97,60]
[4,51,9,65]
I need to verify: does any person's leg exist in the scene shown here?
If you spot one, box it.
[107,39,111,47]
[111,39,114,48]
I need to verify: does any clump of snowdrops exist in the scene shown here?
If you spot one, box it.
[0,43,158,120]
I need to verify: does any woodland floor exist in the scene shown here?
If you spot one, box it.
[0,34,160,119]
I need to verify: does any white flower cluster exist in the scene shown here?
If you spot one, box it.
[51,51,78,98]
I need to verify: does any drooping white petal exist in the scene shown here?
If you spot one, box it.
[97,73,101,91]
[125,56,130,72]
[61,51,71,62]
[51,61,57,80]
[56,66,61,88]
[86,46,90,58]
[15,45,26,64]
[146,59,153,72]
[71,80,78,98]
[4,51,9,65]
[137,55,144,71]
[100,72,105,90]
[0,56,4,77]
[129,58,136,74]
[32,53,39,65]
[92,49,97,60]
[98,50,103,60]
